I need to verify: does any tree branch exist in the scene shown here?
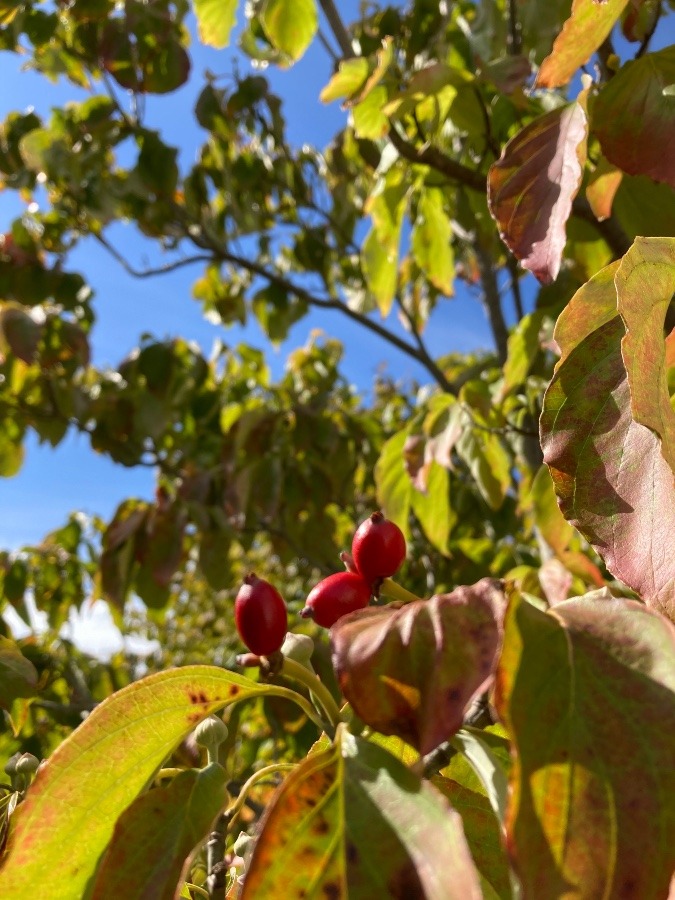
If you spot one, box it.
[317,0,355,58]
[388,125,486,192]
[94,234,213,277]
[474,241,508,364]
[506,254,524,321]
[506,0,522,56]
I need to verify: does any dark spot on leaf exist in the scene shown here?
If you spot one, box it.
[322,883,340,899]
[313,817,330,836]
[387,861,424,898]
[447,688,461,703]
[187,712,200,725]
[346,841,358,864]
[229,685,240,697]
[188,691,198,704]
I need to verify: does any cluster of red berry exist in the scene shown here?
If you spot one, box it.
[234,512,406,657]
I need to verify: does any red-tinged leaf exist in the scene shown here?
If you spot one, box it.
[594,46,675,189]
[0,636,38,710]
[91,764,227,900]
[488,101,588,283]
[540,262,675,622]
[586,155,623,221]
[0,666,314,898]
[616,237,675,473]
[536,0,630,88]
[494,591,675,899]
[330,580,506,754]
[241,727,483,900]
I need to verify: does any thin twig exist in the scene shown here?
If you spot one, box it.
[317,27,339,64]
[474,241,508,364]
[506,255,524,321]
[636,8,661,58]
[506,0,522,56]
[94,234,213,277]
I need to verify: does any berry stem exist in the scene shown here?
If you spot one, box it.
[281,657,343,730]
[379,578,423,604]
[223,763,295,831]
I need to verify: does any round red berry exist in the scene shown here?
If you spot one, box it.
[301,571,371,628]
[234,574,288,656]
[351,511,406,587]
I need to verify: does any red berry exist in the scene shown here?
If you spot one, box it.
[234,574,288,656]
[301,571,371,628]
[351,511,406,587]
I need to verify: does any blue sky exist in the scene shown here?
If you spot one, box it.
[0,4,498,550]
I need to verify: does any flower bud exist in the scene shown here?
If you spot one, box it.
[15,753,40,775]
[194,715,229,752]
[281,633,315,670]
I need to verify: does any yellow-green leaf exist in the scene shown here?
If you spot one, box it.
[411,187,454,294]
[260,0,317,62]
[194,0,238,48]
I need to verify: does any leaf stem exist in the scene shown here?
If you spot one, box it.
[281,658,343,730]
[379,578,423,604]
[223,763,294,830]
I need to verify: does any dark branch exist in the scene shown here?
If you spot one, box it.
[506,0,522,56]
[474,241,508,364]
[388,125,486,192]
[94,234,213,277]
[506,255,525,321]
[317,0,355,58]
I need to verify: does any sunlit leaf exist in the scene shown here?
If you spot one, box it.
[375,430,412,542]
[0,666,312,897]
[494,591,675,898]
[488,100,588,283]
[594,46,675,189]
[352,84,389,139]
[194,0,238,48]
[260,0,317,63]
[536,0,630,88]
[615,237,675,473]
[320,57,369,104]
[241,728,483,899]
[411,187,454,294]
[586,155,623,222]
[500,310,545,396]
[91,763,228,900]
[331,580,506,754]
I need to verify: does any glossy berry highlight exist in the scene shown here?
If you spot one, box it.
[301,571,371,628]
[351,511,406,587]
[234,574,288,656]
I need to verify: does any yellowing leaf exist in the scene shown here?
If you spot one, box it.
[0,666,318,898]
[495,592,675,898]
[320,57,369,104]
[411,187,455,294]
[260,0,317,62]
[194,0,237,49]
[536,0,630,88]
[242,729,483,899]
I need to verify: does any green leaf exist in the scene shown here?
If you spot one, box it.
[411,187,454,294]
[494,592,675,899]
[90,763,228,899]
[352,84,389,139]
[330,580,506,754]
[0,636,38,710]
[615,237,675,474]
[194,0,238,48]
[529,463,575,555]
[449,727,510,826]
[260,0,317,63]
[375,430,411,542]
[410,460,455,555]
[456,426,511,511]
[320,57,369,104]
[500,310,545,396]
[0,421,24,477]
[0,666,317,897]
[536,0,630,88]
[594,46,675,189]
[362,226,398,316]
[241,728,483,899]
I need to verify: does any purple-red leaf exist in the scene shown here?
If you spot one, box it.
[488,101,588,283]
[495,591,675,899]
[540,257,675,623]
[594,46,675,189]
[535,0,630,88]
[330,579,506,754]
